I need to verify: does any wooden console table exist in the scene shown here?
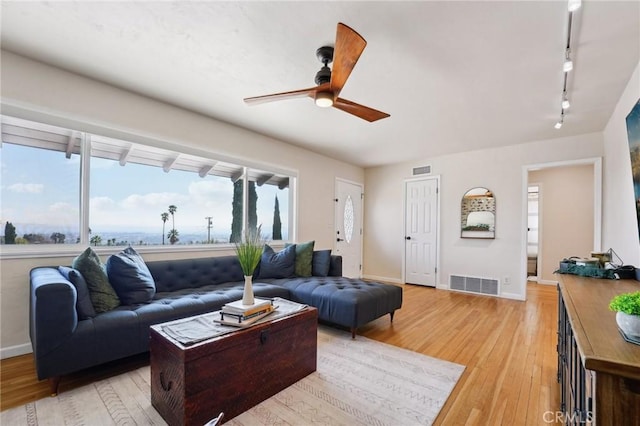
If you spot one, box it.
[557,274,640,425]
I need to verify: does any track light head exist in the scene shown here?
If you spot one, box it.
[562,92,571,109]
[563,50,573,73]
[568,0,582,12]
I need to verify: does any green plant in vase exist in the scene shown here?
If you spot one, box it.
[609,291,640,339]
[234,225,264,305]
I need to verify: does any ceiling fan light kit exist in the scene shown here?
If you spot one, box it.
[315,91,334,108]
[244,23,390,122]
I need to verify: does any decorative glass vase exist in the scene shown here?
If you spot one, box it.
[616,311,640,338]
[242,275,255,305]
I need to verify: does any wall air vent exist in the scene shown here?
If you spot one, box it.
[449,274,499,296]
[412,165,431,175]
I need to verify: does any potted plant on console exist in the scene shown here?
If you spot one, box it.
[609,291,640,341]
[234,225,264,305]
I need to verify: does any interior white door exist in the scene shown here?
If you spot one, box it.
[404,178,438,286]
[335,179,363,278]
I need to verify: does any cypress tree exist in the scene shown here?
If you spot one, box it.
[4,222,16,244]
[230,180,243,243]
[272,195,282,240]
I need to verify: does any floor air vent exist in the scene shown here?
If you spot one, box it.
[450,275,499,296]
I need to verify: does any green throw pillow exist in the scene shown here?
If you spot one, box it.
[72,247,120,313]
[286,240,315,277]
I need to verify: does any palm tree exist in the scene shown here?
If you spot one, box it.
[161,212,169,245]
[90,235,102,247]
[168,205,177,242]
[167,229,179,245]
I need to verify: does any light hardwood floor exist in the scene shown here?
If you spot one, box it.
[1,283,561,425]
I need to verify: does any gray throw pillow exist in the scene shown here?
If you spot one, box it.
[58,266,97,320]
[312,250,332,277]
[106,247,156,305]
[72,247,120,313]
[258,244,296,279]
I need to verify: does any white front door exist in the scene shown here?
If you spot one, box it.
[404,178,438,286]
[335,179,363,278]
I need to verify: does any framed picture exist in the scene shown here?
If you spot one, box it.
[625,99,640,240]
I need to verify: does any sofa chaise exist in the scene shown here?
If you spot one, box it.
[30,252,402,395]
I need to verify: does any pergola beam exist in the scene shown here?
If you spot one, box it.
[163,155,179,173]
[278,178,290,190]
[256,174,274,186]
[230,170,243,183]
[119,144,133,166]
[198,163,216,178]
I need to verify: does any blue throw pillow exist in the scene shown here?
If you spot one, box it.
[312,250,332,277]
[258,244,296,279]
[58,266,97,320]
[106,247,156,305]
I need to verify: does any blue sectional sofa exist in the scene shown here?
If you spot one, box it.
[29,253,402,395]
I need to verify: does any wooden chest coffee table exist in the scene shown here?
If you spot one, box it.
[149,306,317,425]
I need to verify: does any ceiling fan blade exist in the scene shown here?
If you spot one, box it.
[333,98,390,122]
[244,84,330,105]
[330,23,367,97]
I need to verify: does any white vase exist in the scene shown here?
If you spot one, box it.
[242,275,255,305]
[616,311,640,338]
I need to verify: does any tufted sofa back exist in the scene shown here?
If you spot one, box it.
[146,253,343,293]
[147,255,244,293]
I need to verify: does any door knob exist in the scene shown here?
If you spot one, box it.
[405,236,411,240]
[337,238,344,242]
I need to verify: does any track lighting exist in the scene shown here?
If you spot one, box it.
[554,0,580,129]
[568,0,582,12]
[563,50,573,73]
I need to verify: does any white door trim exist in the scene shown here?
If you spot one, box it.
[520,157,602,292]
[402,175,441,286]
[335,177,364,277]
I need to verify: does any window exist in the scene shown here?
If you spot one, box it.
[0,115,295,248]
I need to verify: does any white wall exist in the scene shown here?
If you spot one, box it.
[603,61,640,265]
[364,133,604,300]
[0,51,363,356]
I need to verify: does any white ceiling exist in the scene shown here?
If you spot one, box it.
[1,1,639,168]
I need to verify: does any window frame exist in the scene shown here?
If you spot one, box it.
[0,114,297,258]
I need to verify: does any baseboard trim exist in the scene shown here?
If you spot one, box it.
[537,279,558,286]
[501,292,526,301]
[362,274,403,284]
[436,284,449,290]
[1,343,32,360]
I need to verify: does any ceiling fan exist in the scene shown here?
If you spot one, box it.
[244,23,390,122]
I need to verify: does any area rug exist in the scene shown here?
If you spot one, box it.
[2,327,464,425]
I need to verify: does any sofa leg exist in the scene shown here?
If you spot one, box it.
[48,376,61,396]
[351,327,357,339]
[390,311,395,323]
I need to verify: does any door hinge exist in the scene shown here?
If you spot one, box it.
[436,187,439,194]
[361,193,364,199]
[359,264,362,271]
[435,267,438,273]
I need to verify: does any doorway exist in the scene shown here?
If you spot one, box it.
[335,179,363,278]
[527,184,540,282]
[522,158,602,287]
[403,177,439,287]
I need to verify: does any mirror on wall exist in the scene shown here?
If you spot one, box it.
[461,187,495,239]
